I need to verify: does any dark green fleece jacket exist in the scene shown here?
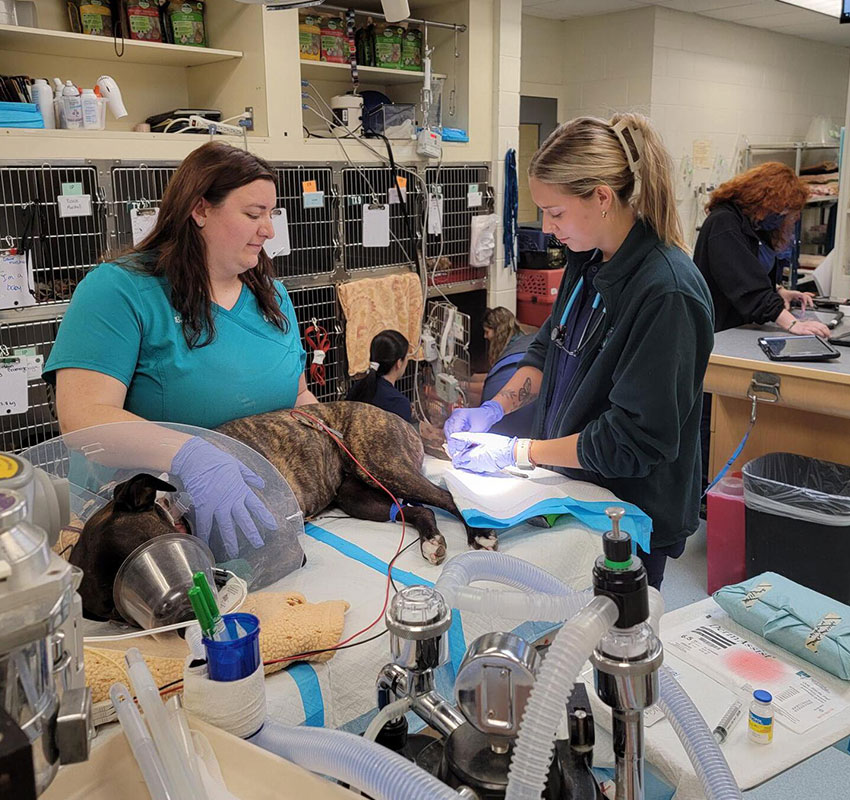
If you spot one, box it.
[519,221,715,549]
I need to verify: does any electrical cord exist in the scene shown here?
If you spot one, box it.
[375,132,420,274]
[157,410,417,696]
[301,81,440,424]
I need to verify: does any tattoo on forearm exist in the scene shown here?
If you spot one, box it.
[496,378,538,412]
[517,378,536,408]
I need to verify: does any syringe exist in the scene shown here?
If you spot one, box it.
[713,699,744,744]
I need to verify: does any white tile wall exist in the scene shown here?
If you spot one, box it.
[558,8,655,121]
[520,6,850,248]
[652,6,850,246]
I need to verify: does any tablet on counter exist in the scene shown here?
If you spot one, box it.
[757,335,841,362]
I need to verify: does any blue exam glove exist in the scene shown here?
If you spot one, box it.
[449,432,518,474]
[443,400,505,457]
[170,437,278,560]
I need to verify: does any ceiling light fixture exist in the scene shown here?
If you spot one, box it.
[777,0,840,19]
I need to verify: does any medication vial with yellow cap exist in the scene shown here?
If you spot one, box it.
[748,689,774,744]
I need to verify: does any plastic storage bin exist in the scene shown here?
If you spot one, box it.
[706,474,746,593]
[743,452,850,603]
[516,267,564,327]
[518,227,549,268]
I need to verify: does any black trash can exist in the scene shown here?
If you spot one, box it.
[743,452,850,603]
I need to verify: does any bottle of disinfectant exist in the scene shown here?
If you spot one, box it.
[748,689,774,744]
[62,81,82,129]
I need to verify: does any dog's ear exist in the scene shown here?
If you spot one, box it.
[113,474,178,513]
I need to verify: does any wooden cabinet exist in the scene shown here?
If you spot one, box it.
[0,0,489,163]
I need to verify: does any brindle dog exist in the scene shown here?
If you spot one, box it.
[217,401,496,564]
[70,473,181,621]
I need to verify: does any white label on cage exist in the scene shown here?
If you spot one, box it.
[24,355,43,381]
[467,191,483,209]
[303,191,325,209]
[0,362,28,415]
[427,194,444,235]
[388,188,407,205]
[57,194,92,218]
[0,252,36,310]
[363,204,390,248]
[130,207,159,246]
[263,208,291,258]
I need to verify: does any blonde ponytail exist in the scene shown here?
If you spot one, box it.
[529,112,686,251]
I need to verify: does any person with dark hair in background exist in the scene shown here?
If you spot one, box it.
[346,329,412,422]
[44,141,315,558]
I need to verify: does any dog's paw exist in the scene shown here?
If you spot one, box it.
[421,534,447,565]
[471,532,499,551]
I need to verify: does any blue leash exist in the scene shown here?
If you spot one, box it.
[503,148,518,271]
[702,395,758,497]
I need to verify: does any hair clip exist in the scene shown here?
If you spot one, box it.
[611,119,645,176]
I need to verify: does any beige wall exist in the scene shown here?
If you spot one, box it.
[560,8,654,121]
[520,14,564,105]
[520,9,654,123]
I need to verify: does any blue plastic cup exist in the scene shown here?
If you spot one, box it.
[202,612,261,682]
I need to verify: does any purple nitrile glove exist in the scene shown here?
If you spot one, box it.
[443,400,505,457]
[170,437,278,560]
[450,432,518,474]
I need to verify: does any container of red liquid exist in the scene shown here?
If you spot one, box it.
[706,473,746,593]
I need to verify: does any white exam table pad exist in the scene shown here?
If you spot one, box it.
[581,597,850,800]
[257,455,607,732]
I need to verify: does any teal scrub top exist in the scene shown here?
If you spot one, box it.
[44,260,307,430]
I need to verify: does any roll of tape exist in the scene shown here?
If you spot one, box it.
[182,658,266,739]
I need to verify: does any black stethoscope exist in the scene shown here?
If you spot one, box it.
[550,275,606,357]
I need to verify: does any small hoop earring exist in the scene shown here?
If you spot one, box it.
[601,210,608,219]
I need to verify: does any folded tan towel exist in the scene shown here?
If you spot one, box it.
[337,272,423,375]
[84,591,349,704]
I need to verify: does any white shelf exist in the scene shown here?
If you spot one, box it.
[0,23,242,67]
[747,141,840,150]
[806,196,839,206]
[300,59,445,85]
[0,127,267,143]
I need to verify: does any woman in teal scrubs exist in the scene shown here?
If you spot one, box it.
[44,142,314,559]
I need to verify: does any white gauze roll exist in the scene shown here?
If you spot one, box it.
[182,659,266,739]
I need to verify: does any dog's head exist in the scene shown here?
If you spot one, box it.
[70,473,180,621]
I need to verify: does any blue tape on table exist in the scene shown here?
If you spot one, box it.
[304,523,466,676]
[287,663,325,727]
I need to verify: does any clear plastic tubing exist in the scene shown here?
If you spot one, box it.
[125,647,203,800]
[110,683,173,800]
[435,550,594,621]
[435,551,738,799]
[166,695,204,793]
[657,666,742,800]
[248,721,464,800]
[505,595,619,800]
[363,696,412,742]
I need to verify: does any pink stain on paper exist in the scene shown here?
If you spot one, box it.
[722,649,787,683]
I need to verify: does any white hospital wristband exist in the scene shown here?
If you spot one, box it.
[515,438,536,470]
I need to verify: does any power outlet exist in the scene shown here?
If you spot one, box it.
[243,106,254,132]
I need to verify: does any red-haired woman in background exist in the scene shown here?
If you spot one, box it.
[693,161,829,337]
